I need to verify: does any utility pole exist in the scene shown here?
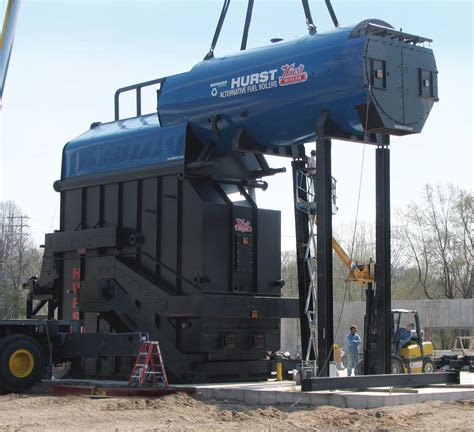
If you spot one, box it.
[0,214,29,289]
[18,215,27,289]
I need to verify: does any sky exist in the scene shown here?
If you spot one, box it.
[0,0,472,250]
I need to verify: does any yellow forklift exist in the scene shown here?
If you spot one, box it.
[332,239,436,374]
[391,309,435,374]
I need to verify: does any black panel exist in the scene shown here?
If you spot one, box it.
[366,38,404,125]
[180,180,205,294]
[232,205,253,294]
[203,200,231,293]
[365,35,438,135]
[63,189,82,231]
[85,186,100,229]
[402,46,438,128]
[257,208,281,296]
[160,176,178,290]
[141,178,158,277]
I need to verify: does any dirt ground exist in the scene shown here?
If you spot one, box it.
[0,384,473,431]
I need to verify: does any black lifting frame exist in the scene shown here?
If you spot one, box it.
[292,113,334,377]
[295,114,393,381]
[298,138,460,390]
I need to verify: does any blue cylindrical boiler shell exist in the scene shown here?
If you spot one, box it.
[159,26,365,151]
[158,20,437,153]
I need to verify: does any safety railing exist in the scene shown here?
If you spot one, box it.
[295,169,338,215]
[114,77,165,121]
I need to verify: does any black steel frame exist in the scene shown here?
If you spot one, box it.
[375,146,391,374]
[301,371,460,392]
[292,110,393,380]
[315,132,334,377]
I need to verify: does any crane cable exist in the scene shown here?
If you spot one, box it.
[349,86,371,260]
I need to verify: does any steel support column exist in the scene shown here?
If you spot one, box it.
[315,137,334,376]
[374,146,391,374]
[363,282,376,375]
[292,159,311,358]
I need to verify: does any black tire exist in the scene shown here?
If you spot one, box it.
[422,358,436,373]
[391,356,404,374]
[0,335,45,393]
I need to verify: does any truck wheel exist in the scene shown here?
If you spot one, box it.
[391,356,404,374]
[0,335,45,393]
[422,358,436,373]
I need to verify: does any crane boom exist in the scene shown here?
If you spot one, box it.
[0,0,21,108]
[332,237,374,284]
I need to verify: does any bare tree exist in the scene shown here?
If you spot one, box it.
[281,250,298,298]
[398,184,473,299]
[0,201,42,318]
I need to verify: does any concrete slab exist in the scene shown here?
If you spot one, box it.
[191,372,474,409]
[49,372,474,409]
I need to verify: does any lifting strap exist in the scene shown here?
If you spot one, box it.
[301,0,317,34]
[205,0,339,58]
[204,0,231,60]
[302,0,339,34]
[325,0,339,28]
[240,0,254,51]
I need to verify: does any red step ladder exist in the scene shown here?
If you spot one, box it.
[129,341,169,387]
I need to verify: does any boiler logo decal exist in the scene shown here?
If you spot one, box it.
[234,218,252,233]
[209,63,309,98]
[279,63,308,86]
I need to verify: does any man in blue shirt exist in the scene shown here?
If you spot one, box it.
[346,325,361,376]
[396,323,414,353]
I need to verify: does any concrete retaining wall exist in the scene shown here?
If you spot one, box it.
[281,298,474,354]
